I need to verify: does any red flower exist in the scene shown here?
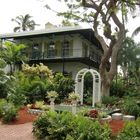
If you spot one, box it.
[89,109,98,118]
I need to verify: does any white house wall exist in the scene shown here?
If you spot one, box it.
[46,62,95,79]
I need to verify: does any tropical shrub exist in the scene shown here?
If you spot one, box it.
[33,111,111,140]
[2,102,18,123]
[27,80,46,103]
[122,98,140,117]
[22,63,53,79]
[52,73,75,100]
[7,88,27,107]
[18,64,53,103]
[0,59,13,98]
[117,118,140,140]
[110,80,126,97]
[13,71,48,103]
[102,96,119,106]
[0,99,7,118]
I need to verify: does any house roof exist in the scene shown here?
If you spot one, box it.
[0,26,102,49]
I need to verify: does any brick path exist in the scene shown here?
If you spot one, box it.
[0,122,35,140]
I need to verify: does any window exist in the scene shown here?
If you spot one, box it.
[48,42,55,58]
[62,41,70,57]
[31,43,40,59]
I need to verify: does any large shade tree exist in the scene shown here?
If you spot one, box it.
[47,0,140,96]
[11,14,39,32]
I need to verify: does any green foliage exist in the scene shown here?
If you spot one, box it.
[13,67,52,103]
[7,89,27,107]
[118,37,140,88]
[68,92,80,100]
[0,99,7,118]
[83,72,93,105]
[0,59,14,98]
[102,96,119,105]
[22,63,53,79]
[1,102,18,123]
[122,97,140,117]
[117,118,140,140]
[33,111,111,140]
[51,73,75,100]
[110,79,126,97]
[27,80,46,103]
[0,41,27,74]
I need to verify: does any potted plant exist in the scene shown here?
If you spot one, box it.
[47,91,58,102]
[98,111,111,123]
[46,91,58,111]
[69,92,80,104]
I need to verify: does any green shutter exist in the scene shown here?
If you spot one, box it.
[56,41,61,57]
[70,40,73,56]
[44,42,48,58]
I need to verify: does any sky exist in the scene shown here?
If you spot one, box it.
[0,0,139,42]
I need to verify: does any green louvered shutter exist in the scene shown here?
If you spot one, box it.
[56,41,61,57]
[69,40,73,57]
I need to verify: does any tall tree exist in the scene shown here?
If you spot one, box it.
[0,42,27,74]
[118,37,140,88]
[11,14,39,32]
[47,0,140,96]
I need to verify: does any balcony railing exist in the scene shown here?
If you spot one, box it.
[23,49,101,63]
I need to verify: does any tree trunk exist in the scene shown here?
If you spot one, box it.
[99,42,122,96]
[101,82,110,96]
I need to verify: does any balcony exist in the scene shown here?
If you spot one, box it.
[24,49,101,68]
[28,49,85,60]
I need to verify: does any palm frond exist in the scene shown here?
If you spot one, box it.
[132,26,140,37]
[13,27,20,32]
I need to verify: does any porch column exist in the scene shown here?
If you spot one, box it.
[42,42,45,59]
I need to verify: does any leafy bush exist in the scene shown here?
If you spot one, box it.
[33,111,111,140]
[2,102,18,123]
[102,96,119,105]
[27,80,46,103]
[110,80,126,97]
[7,89,27,107]
[13,72,47,103]
[51,73,75,100]
[117,118,140,140]
[0,99,7,118]
[122,98,140,117]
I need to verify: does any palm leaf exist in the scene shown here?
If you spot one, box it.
[132,26,140,37]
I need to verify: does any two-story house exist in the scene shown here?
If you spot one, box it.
[0,25,102,78]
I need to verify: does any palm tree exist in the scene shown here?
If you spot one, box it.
[132,26,140,37]
[11,14,39,32]
[0,41,28,74]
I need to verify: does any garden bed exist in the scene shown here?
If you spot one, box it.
[8,106,37,125]
[3,106,124,135]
